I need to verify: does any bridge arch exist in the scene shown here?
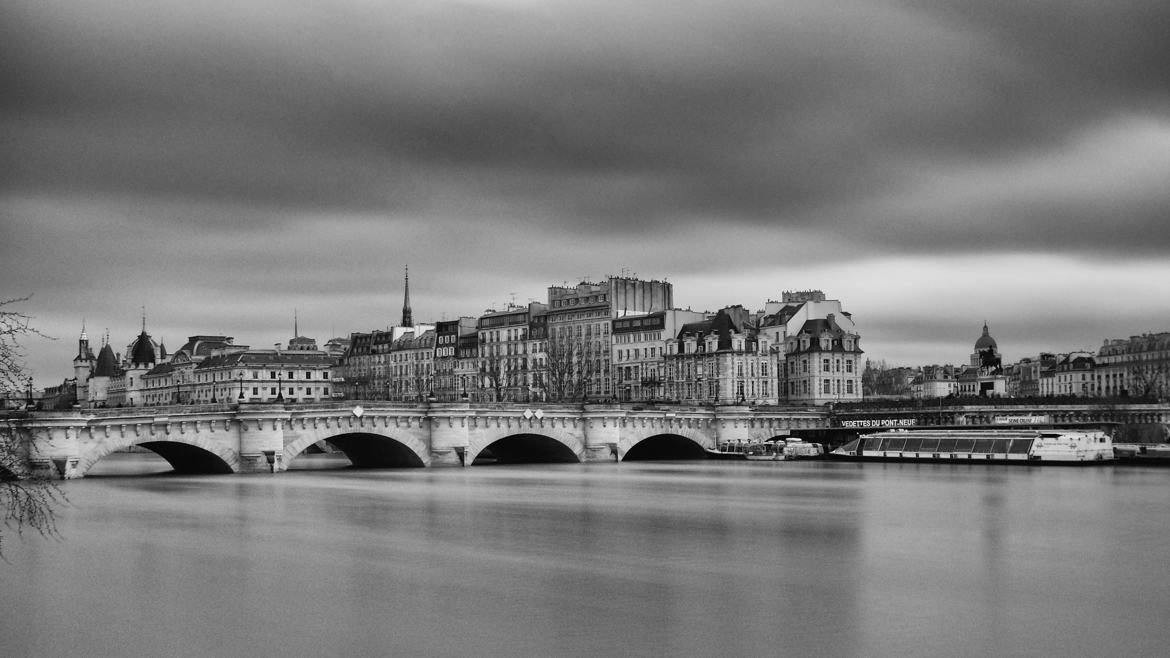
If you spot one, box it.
[621,433,708,461]
[283,431,428,469]
[76,434,239,477]
[466,429,583,465]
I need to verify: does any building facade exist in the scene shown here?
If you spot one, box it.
[1094,333,1170,399]
[663,307,780,405]
[612,309,708,402]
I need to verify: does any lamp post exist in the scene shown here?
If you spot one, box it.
[238,374,244,402]
[276,367,284,402]
[26,375,34,408]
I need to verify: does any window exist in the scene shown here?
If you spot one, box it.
[823,359,830,372]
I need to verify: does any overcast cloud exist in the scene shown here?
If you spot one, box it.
[4,1,1170,385]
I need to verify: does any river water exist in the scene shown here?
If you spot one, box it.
[3,454,1169,657]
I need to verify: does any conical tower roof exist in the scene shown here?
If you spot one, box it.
[94,343,120,377]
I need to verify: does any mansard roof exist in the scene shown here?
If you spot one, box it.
[674,310,754,352]
[144,362,179,377]
[175,335,235,359]
[788,317,863,354]
[195,351,338,370]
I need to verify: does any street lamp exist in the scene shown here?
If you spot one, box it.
[26,375,34,408]
[238,374,244,401]
[276,367,284,402]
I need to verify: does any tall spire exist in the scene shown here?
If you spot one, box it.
[401,265,413,327]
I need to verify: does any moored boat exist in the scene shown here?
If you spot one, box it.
[744,439,785,461]
[782,438,825,460]
[742,437,826,461]
[1113,443,1170,464]
[706,440,749,460]
[830,428,1113,464]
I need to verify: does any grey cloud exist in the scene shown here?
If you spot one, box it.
[6,1,1170,382]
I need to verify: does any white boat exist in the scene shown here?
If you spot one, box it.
[782,438,825,460]
[742,437,825,461]
[830,428,1114,464]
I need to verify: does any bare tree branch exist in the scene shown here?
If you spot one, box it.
[1,295,66,558]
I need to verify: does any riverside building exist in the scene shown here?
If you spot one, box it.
[663,306,779,405]
[476,302,548,403]
[545,276,672,401]
[612,309,708,402]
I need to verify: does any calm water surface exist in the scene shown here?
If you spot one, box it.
[3,455,1169,657]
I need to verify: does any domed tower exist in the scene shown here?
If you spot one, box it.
[971,322,1001,370]
[121,313,161,407]
[127,318,158,369]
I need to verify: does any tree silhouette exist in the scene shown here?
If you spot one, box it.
[1,296,65,558]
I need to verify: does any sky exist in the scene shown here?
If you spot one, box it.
[4,1,1170,388]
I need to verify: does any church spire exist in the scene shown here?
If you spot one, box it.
[401,265,413,327]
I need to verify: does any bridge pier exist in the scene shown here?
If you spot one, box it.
[429,403,471,466]
[238,409,290,473]
[583,405,621,462]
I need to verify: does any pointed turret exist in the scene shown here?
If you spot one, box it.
[401,265,413,328]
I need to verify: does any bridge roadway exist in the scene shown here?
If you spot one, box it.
[9,401,1168,478]
[9,401,827,478]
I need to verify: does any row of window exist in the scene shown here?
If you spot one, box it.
[550,294,607,308]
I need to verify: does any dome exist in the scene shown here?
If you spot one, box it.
[975,323,997,351]
[129,331,157,366]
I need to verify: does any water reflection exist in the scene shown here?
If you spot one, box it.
[2,456,1169,657]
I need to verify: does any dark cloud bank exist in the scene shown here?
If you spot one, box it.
[3,1,1170,381]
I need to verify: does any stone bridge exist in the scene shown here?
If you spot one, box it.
[7,402,827,478]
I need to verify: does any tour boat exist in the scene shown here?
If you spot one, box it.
[830,428,1114,464]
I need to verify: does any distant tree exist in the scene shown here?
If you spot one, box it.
[540,336,594,402]
[1,296,65,557]
[1130,362,1169,400]
[479,352,507,402]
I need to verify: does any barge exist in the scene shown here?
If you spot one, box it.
[830,428,1113,464]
